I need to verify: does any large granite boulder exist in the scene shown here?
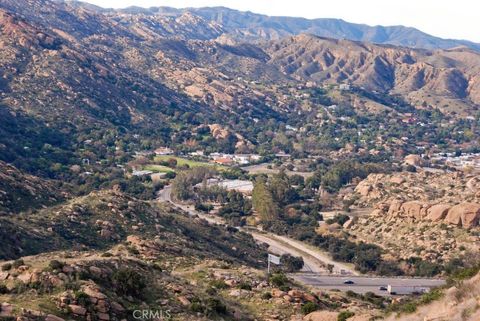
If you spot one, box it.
[401,201,424,219]
[445,203,480,227]
[426,204,451,222]
[303,311,338,321]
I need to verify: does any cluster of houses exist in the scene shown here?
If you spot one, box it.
[208,153,262,166]
[188,151,262,166]
[430,152,480,170]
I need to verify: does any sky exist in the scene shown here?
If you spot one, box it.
[81,0,480,43]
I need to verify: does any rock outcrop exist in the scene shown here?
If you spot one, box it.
[446,203,480,228]
[403,154,424,167]
[378,201,480,228]
[303,311,338,321]
[425,204,450,222]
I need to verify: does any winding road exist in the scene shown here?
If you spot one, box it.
[157,185,445,295]
[157,185,355,274]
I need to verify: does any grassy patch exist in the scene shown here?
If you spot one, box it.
[154,156,226,171]
[144,165,175,173]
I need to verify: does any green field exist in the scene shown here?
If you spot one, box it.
[153,156,227,171]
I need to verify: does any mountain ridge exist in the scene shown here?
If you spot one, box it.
[102,4,480,51]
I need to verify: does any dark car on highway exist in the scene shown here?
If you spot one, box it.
[343,280,355,284]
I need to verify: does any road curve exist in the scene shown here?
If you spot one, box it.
[157,185,356,275]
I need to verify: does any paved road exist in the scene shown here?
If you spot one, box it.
[159,186,356,275]
[157,185,223,225]
[250,231,358,275]
[250,231,325,273]
[157,186,446,296]
[291,273,446,296]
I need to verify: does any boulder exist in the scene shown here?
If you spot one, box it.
[177,296,190,306]
[302,293,317,303]
[224,279,237,287]
[356,184,372,196]
[404,154,424,167]
[303,311,338,321]
[229,289,250,297]
[17,272,32,284]
[0,303,13,317]
[426,204,451,222]
[68,305,87,316]
[83,286,107,300]
[387,200,403,216]
[271,288,286,298]
[95,299,109,313]
[446,203,480,228]
[401,201,424,219]
[287,290,303,299]
[45,315,66,321]
[445,207,462,226]
[343,218,355,229]
[110,302,124,313]
[389,176,405,185]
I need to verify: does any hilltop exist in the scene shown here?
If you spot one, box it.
[109,5,480,51]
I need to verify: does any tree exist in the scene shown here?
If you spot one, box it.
[252,178,279,223]
[280,254,304,272]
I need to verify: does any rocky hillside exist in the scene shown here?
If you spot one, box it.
[114,5,480,51]
[0,189,384,321]
[0,188,265,263]
[0,0,479,179]
[386,272,480,321]
[0,161,66,214]
[338,170,480,264]
[0,245,382,321]
[265,34,480,115]
[351,171,480,228]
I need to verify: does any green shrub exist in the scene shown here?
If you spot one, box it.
[0,284,9,294]
[205,298,227,315]
[301,302,318,315]
[205,287,217,295]
[190,302,204,313]
[419,289,443,305]
[127,246,140,255]
[49,260,64,270]
[280,254,304,272]
[1,263,12,271]
[209,280,228,289]
[338,311,354,321]
[12,259,24,269]
[269,273,288,287]
[238,282,252,291]
[74,291,90,306]
[111,268,146,297]
[261,292,272,300]
[401,302,417,313]
[279,285,291,292]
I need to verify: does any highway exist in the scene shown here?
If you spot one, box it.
[291,273,446,296]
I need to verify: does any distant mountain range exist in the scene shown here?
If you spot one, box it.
[0,0,479,176]
[105,5,480,51]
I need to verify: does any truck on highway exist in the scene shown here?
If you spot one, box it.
[387,285,429,295]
